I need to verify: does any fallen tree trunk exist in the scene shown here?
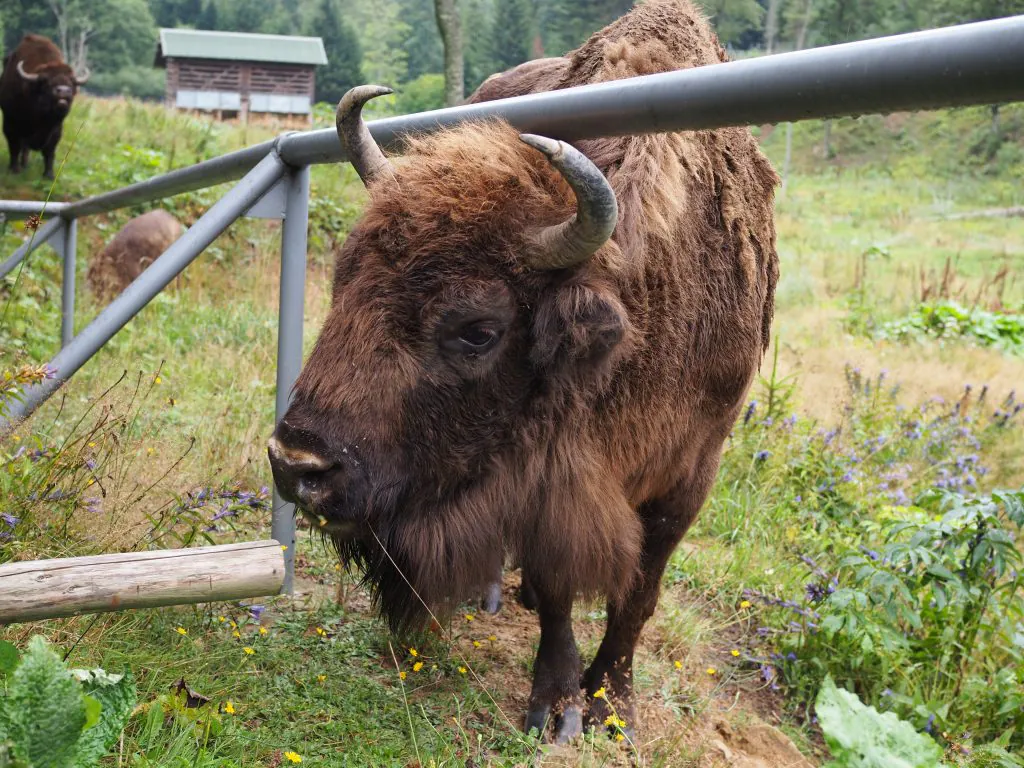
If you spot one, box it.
[934,206,1024,221]
[0,540,284,625]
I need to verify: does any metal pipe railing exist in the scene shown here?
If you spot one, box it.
[0,201,69,215]
[2,152,288,422]
[0,217,63,281]
[271,164,311,595]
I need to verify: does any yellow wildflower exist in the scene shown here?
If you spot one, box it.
[224,701,235,714]
[739,600,752,609]
[11,435,20,442]
[472,640,481,648]
[243,647,255,655]
[731,649,741,657]
[593,687,606,699]
[315,627,326,637]
[674,660,682,670]
[87,442,96,448]
[146,447,155,456]
[706,667,717,676]
[488,635,496,642]
[281,545,288,551]
[175,627,187,636]
[615,733,625,742]
[232,630,241,639]
[409,648,418,657]
[412,661,423,672]
[464,613,475,622]
[230,620,238,629]
[317,674,326,683]
[458,666,467,675]
[604,715,616,727]
[218,616,226,623]
[399,670,407,680]
[334,563,341,571]
[154,376,162,384]
[259,627,268,636]
[87,478,95,486]
[283,751,302,763]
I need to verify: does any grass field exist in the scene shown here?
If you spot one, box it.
[1,97,1023,767]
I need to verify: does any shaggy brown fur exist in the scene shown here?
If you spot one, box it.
[87,210,183,301]
[270,0,778,740]
[0,34,83,178]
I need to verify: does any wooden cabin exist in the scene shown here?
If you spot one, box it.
[155,29,327,124]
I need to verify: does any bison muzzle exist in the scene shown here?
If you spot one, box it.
[268,0,778,744]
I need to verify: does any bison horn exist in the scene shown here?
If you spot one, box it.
[336,85,396,188]
[519,134,618,270]
[16,60,40,82]
[75,67,90,86]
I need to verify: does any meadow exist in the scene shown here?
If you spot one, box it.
[1,96,1023,767]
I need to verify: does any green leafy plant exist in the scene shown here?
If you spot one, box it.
[0,636,136,768]
[878,301,1024,356]
[816,675,946,768]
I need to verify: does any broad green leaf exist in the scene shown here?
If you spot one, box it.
[815,675,946,768]
[72,669,137,768]
[0,643,18,677]
[4,636,87,768]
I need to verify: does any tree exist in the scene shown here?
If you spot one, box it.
[197,0,218,29]
[462,0,493,92]
[401,0,443,81]
[490,0,531,72]
[310,0,364,105]
[539,0,633,56]
[694,0,765,46]
[434,0,463,105]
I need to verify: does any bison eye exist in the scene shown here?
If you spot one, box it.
[459,323,501,352]
[441,320,503,357]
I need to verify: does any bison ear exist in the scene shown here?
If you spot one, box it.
[530,280,630,378]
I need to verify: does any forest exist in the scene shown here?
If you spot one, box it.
[2,0,1023,111]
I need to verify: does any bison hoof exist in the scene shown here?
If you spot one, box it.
[552,704,584,744]
[480,581,503,614]
[523,704,584,744]
[519,579,538,612]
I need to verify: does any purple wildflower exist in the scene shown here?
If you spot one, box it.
[1,513,19,527]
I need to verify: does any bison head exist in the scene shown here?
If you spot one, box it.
[16,59,88,116]
[269,86,641,630]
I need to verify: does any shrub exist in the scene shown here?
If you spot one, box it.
[0,636,137,768]
[878,301,1024,356]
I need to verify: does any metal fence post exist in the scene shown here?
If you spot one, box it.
[272,163,309,595]
[60,218,77,348]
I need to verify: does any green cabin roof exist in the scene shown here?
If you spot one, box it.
[155,28,327,67]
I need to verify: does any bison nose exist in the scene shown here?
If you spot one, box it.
[267,422,336,506]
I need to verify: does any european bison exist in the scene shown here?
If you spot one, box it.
[86,209,183,301]
[0,34,88,179]
[268,0,778,743]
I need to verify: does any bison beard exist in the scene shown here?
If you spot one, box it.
[269,0,778,745]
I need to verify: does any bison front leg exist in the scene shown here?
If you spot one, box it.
[583,480,709,740]
[524,584,584,744]
[6,136,23,173]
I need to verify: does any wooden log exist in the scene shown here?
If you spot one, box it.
[0,540,285,625]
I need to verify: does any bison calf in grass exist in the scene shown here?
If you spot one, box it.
[0,34,89,179]
[86,210,183,301]
[268,0,778,744]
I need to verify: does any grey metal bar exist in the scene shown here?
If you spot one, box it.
[272,164,310,595]
[0,201,69,215]
[60,219,77,348]
[0,217,64,281]
[60,140,275,220]
[0,152,288,428]
[278,15,1024,165]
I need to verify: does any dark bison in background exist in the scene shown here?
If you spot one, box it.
[0,34,89,179]
[268,0,778,744]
